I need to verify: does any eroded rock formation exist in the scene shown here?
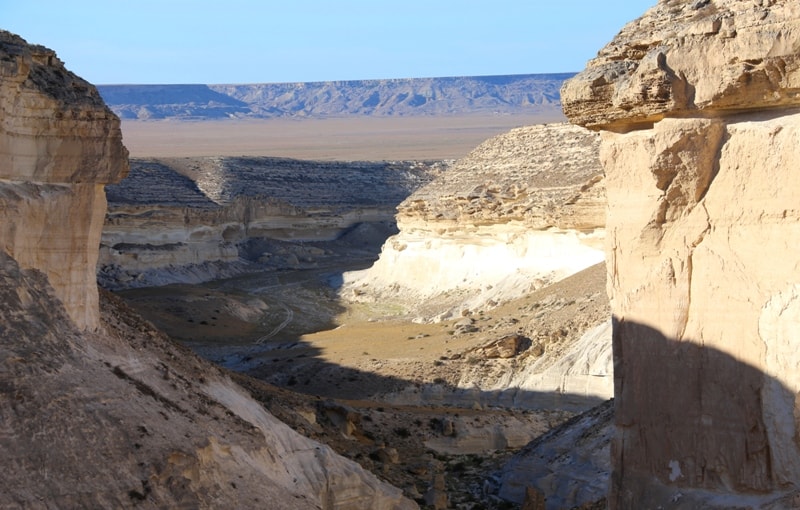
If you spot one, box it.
[0,30,128,330]
[562,1,800,507]
[97,74,571,120]
[340,125,612,412]
[100,157,439,288]
[0,30,415,509]
[343,123,606,316]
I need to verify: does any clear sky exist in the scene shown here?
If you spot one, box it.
[2,1,655,85]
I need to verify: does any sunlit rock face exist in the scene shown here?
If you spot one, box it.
[563,1,800,507]
[0,29,128,330]
[343,123,605,317]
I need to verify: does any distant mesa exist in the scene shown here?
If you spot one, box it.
[97,73,574,120]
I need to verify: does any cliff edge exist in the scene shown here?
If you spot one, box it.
[562,1,800,508]
[0,29,128,330]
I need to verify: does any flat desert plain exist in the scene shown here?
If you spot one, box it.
[120,111,566,160]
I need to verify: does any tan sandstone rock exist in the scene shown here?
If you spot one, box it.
[563,1,800,508]
[0,30,128,330]
[563,1,800,130]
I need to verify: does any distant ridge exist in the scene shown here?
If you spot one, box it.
[97,73,574,120]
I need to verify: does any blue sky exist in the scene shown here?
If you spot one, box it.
[2,1,654,85]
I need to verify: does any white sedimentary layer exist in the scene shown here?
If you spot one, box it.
[344,224,604,316]
[341,123,606,317]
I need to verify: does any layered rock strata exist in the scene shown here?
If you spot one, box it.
[563,1,800,507]
[0,30,128,330]
[341,125,612,412]
[97,73,571,120]
[342,123,606,316]
[0,31,415,509]
[100,157,440,288]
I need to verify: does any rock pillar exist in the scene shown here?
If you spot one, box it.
[562,1,800,507]
[0,30,128,329]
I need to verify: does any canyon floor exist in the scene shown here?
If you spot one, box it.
[109,114,610,508]
[118,252,607,507]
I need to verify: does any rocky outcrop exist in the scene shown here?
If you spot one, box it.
[97,74,571,120]
[0,31,415,509]
[343,123,605,317]
[562,1,800,131]
[497,399,613,510]
[563,1,800,508]
[1,255,414,509]
[0,30,128,330]
[100,157,440,288]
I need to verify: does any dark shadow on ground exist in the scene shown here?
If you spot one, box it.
[118,259,608,414]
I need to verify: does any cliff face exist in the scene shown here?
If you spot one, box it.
[0,31,415,509]
[343,123,605,316]
[562,1,800,508]
[0,30,128,330]
[341,124,612,411]
[100,157,439,288]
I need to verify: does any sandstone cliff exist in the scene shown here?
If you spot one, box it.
[562,1,800,508]
[100,157,440,288]
[0,30,128,330]
[0,30,415,509]
[340,124,612,411]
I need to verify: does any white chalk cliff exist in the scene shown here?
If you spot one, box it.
[563,1,800,508]
[342,123,605,318]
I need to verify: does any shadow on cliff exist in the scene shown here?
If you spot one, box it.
[603,317,800,509]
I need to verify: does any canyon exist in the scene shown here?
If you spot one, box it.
[1,27,613,510]
[104,121,614,508]
[5,0,800,508]
[0,30,414,509]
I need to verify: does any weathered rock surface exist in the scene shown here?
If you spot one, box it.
[100,157,440,288]
[1,255,414,509]
[563,1,800,130]
[343,123,605,316]
[497,399,614,510]
[563,1,800,507]
[0,29,128,330]
[97,74,572,120]
[0,31,416,509]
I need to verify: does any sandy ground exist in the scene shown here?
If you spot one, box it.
[119,112,566,161]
